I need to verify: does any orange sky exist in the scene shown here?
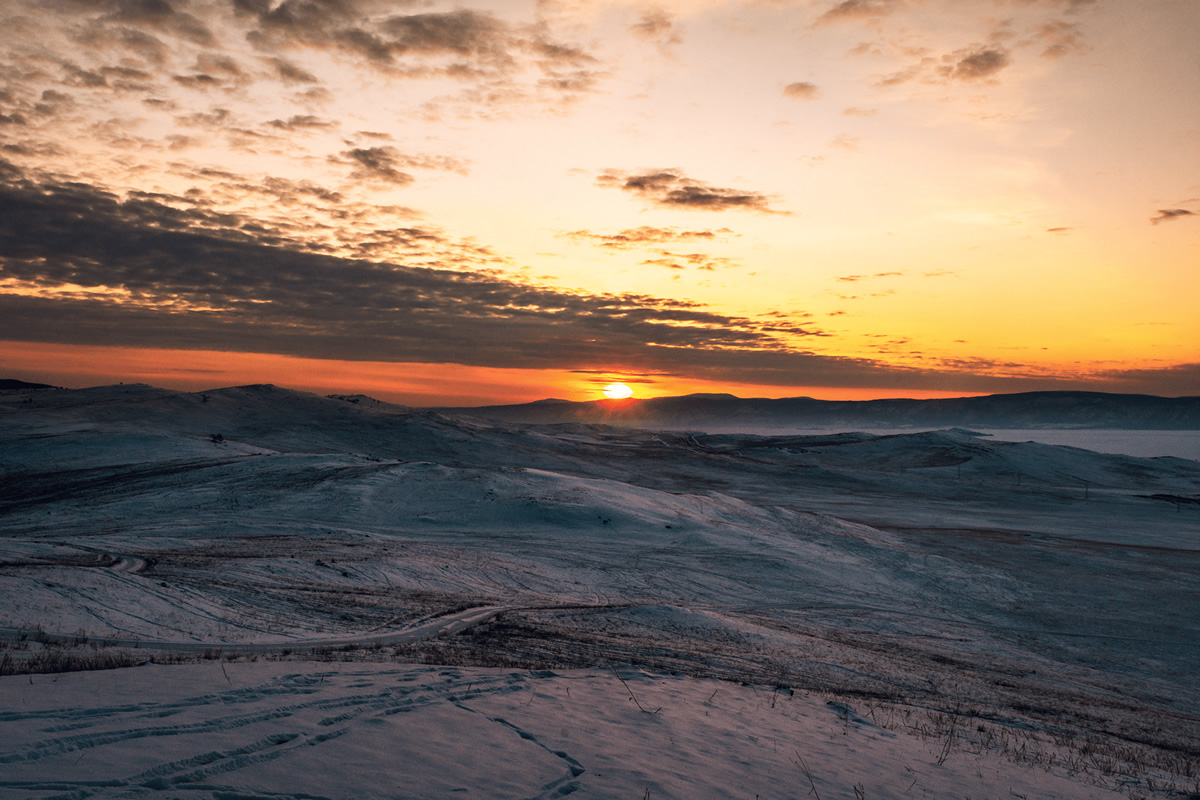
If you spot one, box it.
[0,0,1197,404]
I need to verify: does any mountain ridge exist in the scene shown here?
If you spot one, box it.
[435,389,1200,430]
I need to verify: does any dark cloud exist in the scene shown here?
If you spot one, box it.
[561,226,735,249]
[103,0,216,46]
[265,57,320,84]
[1046,226,1072,234]
[237,4,599,99]
[74,26,171,66]
[1150,208,1196,225]
[1,168,1193,394]
[377,10,506,57]
[60,62,109,89]
[176,107,233,128]
[334,146,467,186]
[597,170,786,214]
[783,82,820,100]
[876,43,1013,88]
[940,47,1011,81]
[28,1,599,109]
[571,370,677,388]
[175,53,250,89]
[0,168,824,373]
[1091,363,1200,397]
[814,0,901,26]
[268,114,336,131]
[1009,0,1096,11]
[173,73,223,89]
[232,0,273,17]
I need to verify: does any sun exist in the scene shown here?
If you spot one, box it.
[602,383,634,400]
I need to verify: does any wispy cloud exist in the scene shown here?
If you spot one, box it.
[1150,208,1196,225]
[596,170,787,214]
[629,8,682,50]
[641,250,741,271]
[940,46,1011,81]
[560,226,736,249]
[783,81,820,100]
[331,146,469,187]
[837,272,903,282]
[814,0,902,27]
[1033,19,1088,59]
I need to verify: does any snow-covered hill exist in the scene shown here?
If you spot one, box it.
[438,390,1200,431]
[2,384,1198,798]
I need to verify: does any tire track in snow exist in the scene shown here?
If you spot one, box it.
[0,603,511,655]
[0,667,548,799]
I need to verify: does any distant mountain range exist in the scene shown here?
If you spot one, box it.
[436,391,1200,431]
[0,378,56,391]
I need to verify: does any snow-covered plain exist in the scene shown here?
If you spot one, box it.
[1,384,1198,799]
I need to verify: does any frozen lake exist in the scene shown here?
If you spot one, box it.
[976,429,1200,461]
[783,428,1200,461]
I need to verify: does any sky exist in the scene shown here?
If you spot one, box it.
[0,0,1197,405]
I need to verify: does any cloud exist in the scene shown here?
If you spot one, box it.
[829,133,861,152]
[814,0,902,26]
[2,167,1194,395]
[1007,0,1096,11]
[1092,362,1200,397]
[596,170,786,214]
[561,226,736,249]
[269,115,337,131]
[74,25,171,66]
[836,272,902,282]
[27,1,601,114]
[1046,226,1072,234]
[642,250,740,271]
[1150,208,1196,225]
[238,4,601,100]
[842,106,876,116]
[265,57,320,85]
[0,168,828,375]
[1033,20,1088,59]
[101,0,216,47]
[333,146,468,186]
[629,9,682,49]
[876,44,1012,87]
[940,46,1011,81]
[783,82,820,100]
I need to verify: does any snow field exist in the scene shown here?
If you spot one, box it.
[0,662,1136,799]
[2,384,1198,798]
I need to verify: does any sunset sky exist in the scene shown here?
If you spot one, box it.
[0,0,1196,405]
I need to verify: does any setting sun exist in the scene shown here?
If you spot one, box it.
[602,383,635,400]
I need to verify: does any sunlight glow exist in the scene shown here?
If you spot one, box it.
[602,383,635,399]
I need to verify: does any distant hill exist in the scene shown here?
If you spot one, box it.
[0,378,56,391]
[435,391,1200,431]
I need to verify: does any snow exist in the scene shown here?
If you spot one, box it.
[1,662,1136,799]
[1,384,1198,798]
